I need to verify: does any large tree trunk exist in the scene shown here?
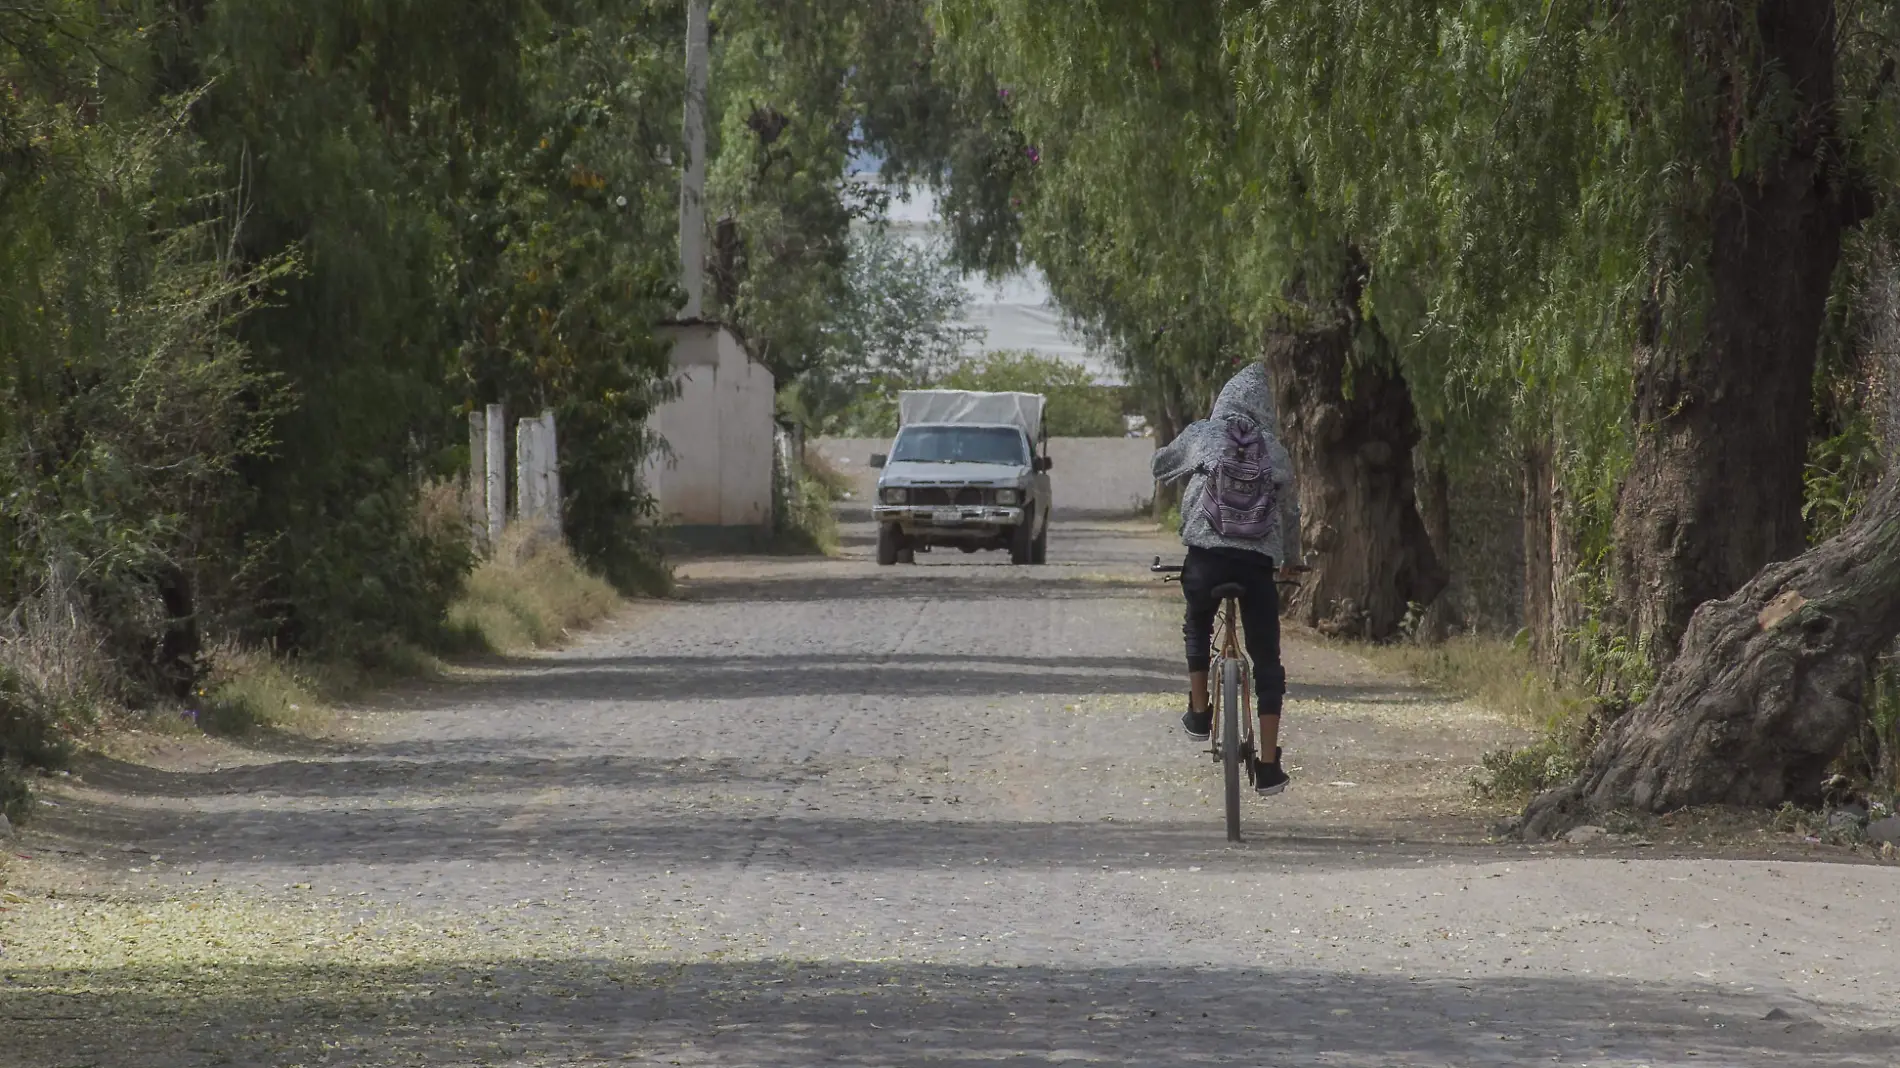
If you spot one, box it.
[1613,0,1851,666]
[1417,455,1457,642]
[1267,269,1446,641]
[1147,373,1187,520]
[1522,445,1556,663]
[1524,473,1900,836]
[1523,445,1588,671]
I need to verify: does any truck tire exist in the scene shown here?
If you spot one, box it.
[1009,509,1035,565]
[877,524,900,566]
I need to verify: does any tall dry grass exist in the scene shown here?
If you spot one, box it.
[0,561,109,819]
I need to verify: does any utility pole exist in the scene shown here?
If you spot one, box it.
[679,0,710,320]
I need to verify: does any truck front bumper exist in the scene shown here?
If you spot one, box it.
[873,504,1025,536]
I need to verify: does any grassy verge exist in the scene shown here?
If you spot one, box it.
[1,525,629,826]
[1356,636,1600,801]
[182,639,459,739]
[443,526,624,654]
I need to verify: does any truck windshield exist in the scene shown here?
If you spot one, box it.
[890,425,1029,466]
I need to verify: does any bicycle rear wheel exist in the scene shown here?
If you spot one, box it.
[1221,657,1243,842]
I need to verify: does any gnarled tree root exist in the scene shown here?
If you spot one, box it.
[1522,475,1900,839]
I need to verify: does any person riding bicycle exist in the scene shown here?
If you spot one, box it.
[1150,362,1302,796]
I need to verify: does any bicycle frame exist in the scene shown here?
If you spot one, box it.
[1149,553,1311,831]
[1208,596,1253,765]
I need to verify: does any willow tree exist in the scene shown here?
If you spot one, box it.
[935,0,1446,638]
[1229,0,1900,820]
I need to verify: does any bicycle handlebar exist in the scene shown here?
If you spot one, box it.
[1150,554,1315,575]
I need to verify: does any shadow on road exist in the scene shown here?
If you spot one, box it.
[676,572,1158,603]
[5,957,1886,1068]
[28,780,1584,874]
[366,652,1428,708]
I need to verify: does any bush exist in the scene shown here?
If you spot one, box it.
[1472,739,1583,801]
[823,352,1129,439]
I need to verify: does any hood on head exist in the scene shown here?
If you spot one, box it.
[1209,363,1276,432]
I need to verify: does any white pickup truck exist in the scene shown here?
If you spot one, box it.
[868,390,1054,565]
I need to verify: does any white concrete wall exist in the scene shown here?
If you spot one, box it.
[813,436,1158,516]
[645,323,775,527]
[715,328,774,526]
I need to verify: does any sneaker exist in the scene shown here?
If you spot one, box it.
[1180,706,1212,741]
[1254,747,1289,797]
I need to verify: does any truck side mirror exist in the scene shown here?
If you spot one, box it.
[1035,456,1053,472]
[870,453,887,468]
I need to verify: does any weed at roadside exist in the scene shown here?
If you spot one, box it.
[0,570,107,823]
[802,449,855,502]
[772,465,840,555]
[1472,739,1582,800]
[194,645,335,736]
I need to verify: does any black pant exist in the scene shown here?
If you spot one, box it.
[1181,546,1286,718]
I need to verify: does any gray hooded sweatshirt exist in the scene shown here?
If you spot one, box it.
[1150,364,1301,564]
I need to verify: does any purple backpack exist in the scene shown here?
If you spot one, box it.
[1199,415,1277,539]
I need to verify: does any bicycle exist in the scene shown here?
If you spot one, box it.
[1151,553,1310,842]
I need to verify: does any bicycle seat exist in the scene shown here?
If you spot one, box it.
[1210,582,1247,601]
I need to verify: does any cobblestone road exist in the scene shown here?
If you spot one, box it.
[5,519,1898,1066]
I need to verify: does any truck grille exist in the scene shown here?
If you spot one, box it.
[910,486,991,507]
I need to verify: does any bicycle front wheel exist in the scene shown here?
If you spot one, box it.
[1221,657,1243,842]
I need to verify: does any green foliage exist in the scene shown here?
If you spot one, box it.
[788,225,979,435]
[940,351,1123,436]
[1572,617,1658,710]
[445,4,682,595]
[171,0,685,648]
[930,1,1900,721]
[707,0,960,381]
[1871,662,1900,804]
[0,10,289,699]
[1804,416,1885,543]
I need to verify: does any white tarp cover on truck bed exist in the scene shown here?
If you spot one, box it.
[898,390,1044,436]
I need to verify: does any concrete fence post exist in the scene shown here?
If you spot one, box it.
[515,414,538,523]
[513,409,562,538]
[484,403,506,552]
[468,408,488,547]
[540,410,561,533]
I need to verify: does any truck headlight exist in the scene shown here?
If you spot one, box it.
[881,486,909,504]
[995,488,1020,506]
